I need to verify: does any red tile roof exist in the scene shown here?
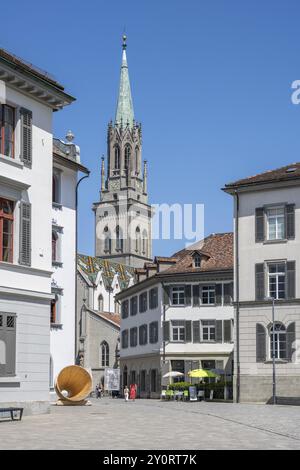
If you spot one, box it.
[93,310,120,327]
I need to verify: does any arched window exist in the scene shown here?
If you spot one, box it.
[124,144,131,170]
[116,225,123,252]
[98,294,104,311]
[142,230,147,256]
[101,341,109,367]
[269,322,286,359]
[135,146,139,174]
[104,226,111,253]
[52,231,58,262]
[52,173,60,204]
[114,145,120,170]
[135,227,141,253]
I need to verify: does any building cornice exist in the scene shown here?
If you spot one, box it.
[0,175,30,191]
[223,177,300,195]
[235,299,300,307]
[0,261,52,277]
[0,285,54,301]
[53,153,89,174]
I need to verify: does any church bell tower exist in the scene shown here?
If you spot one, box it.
[94,35,153,268]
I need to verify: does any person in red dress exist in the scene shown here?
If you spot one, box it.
[129,383,137,401]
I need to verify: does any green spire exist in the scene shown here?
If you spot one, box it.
[115,35,134,127]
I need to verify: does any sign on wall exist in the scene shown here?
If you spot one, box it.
[104,367,120,391]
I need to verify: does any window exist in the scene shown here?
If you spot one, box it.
[139,324,148,345]
[171,286,185,305]
[52,231,58,262]
[140,370,146,392]
[121,330,128,349]
[51,297,57,324]
[130,327,138,347]
[171,360,184,383]
[139,292,147,313]
[135,227,141,253]
[149,321,158,344]
[201,320,216,341]
[52,173,61,204]
[0,104,14,158]
[114,145,120,170]
[0,312,16,377]
[268,263,286,299]
[149,288,158,309]
[130,296,138,316]
[116,226,123,252]
[135,147,139,174]
[194,254,201,268]
[124,144,131,170]
[101,341,109,367]
[151,369,157,393]
[202,285,215,304]
[121,300,129,319]
[103,227,111,253]
[267,207,285,240]
[142,230,147,255]
[0,198,14,263]
[171,321,185,342]
[269,323,286,359]
[98,294,104,311]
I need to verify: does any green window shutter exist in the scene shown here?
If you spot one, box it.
[215,284,222,305]
[255,208,265,242]
[287,322,296,361]
[287,261,296,299]
[163,321,170,341]
[192,285,200,307]
[255,263,265,300]
[224,282,233,305]
[185,320,192,342]
[19,202,31,266]
[223,320,232,342]
[192,321,200,343]
[216,320,223,342]
[185,285,191,306]
[256,323,266,362]
[286,204,295,239]
[20,108,32,167]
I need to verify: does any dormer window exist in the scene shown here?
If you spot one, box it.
[194,254,201,268]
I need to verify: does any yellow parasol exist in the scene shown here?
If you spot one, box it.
[188,369,219,378]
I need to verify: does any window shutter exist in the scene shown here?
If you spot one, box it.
[185,285,191,306]
[255,208,265,242]
[286,204,295,239]
[192,285,200,307]
[215,284,222,305]
[256,323,266,362]
[216,320,223,342]
[192,321,200,343]
[163,321,170,341]
[0,313,5,376]
[3,315,16,376]
[185,320,192,342]
[19,202,31,266]
[163,286,170,305]
[223,320,232,342]
[224,282,233,305]
[255,263,265,300]
[287,261,296,299]
[287,322,296,362]
[20,108,32,167]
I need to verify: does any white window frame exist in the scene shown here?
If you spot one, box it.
[269,322,286,360]
[201,285,216,305]
[171,321,185,342]
[268,262,286,300]
[171,286,185,306]
[201,320,216,342]
[266,206,285,241]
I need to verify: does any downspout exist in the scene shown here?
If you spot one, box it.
[234,190,240,403]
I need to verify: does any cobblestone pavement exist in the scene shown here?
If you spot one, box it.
[1,398,300,449]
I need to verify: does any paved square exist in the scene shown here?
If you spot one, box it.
[1,398,300,449]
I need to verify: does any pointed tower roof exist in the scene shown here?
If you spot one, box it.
[115,35,134,127]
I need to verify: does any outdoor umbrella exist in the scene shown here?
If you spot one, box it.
[188,369,219,378]
[163,371,184,378]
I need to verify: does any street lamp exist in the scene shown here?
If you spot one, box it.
[265,296,276,405]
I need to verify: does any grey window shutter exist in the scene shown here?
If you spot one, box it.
[286,204,295,239]
[163,321,170,341]
[287,322,296,361]
[256,323,266,362]
[192,285,200,307]
[192,321,200,343]
[185,320,192,342]
[4,315,16,376]
[19,202,31,266]
[20,108,32,167]
[255,208,265,242]
[163,286,170,305]
[255,263,265,300]
[216,320,223,342]
[223,320,232,342]
[287,261,296,299]
[215,284,222,305]
[185,285,191,305]
[224,282,233,305]
[0,313,5,376]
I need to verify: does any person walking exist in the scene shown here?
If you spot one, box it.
[129,383,137,402]
[95,384,100,399]
[124,385,129,402]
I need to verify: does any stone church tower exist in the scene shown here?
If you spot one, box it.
[94,36,152,268]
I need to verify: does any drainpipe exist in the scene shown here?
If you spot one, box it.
[234,190,240,403]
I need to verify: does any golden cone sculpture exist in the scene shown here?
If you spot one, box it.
[54,365,93,406]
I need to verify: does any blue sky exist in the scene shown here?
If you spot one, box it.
[2,1,300,256]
